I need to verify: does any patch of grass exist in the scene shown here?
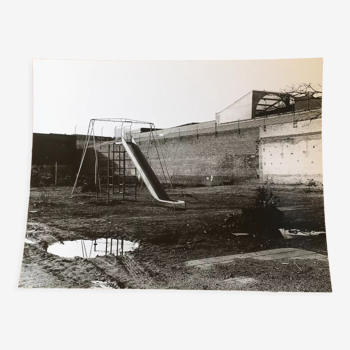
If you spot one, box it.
[37,183,51,206]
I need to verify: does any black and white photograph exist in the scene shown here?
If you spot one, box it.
[3,1,350,349]
[19,58,331,292]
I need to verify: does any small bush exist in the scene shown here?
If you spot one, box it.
[31,166,53,187]
[254,186,280,209]
[229,185,284,238]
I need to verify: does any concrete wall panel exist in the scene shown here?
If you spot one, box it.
[260,120,323,184]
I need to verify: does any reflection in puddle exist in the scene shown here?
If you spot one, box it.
[47,238,139,258]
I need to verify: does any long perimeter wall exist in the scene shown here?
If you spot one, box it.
[134,109,323,186]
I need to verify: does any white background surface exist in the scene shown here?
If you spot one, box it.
[1,1,349,349]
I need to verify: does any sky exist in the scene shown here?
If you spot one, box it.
[33,58,323,136]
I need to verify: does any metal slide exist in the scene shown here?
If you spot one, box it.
[121,137,186,210]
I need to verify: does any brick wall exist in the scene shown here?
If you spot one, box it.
[137,126,260,186]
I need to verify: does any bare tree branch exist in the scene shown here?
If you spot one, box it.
[281,83,322,100]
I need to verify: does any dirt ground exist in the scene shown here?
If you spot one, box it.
[19,184,331,292]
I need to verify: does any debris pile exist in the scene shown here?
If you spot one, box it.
[279,229,326,239]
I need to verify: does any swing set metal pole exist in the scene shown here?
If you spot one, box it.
[71,120,93,196]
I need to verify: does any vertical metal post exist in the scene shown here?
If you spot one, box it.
[264,99,267,131]
[121,240,124,256]
[123,149,126,199]
[105,238,108,255]
[116,239,119,256]
[293,98,297,128]
[100,127,103,150]
[107,143,110,202]
[95,150,97,186]
[118,144,121,193]
[135,166,137,201]
[110,238,113,254]
[96,148,99,200]
[112,143,115,194]
[55,162,58,186]
[81,240,85,258]
[92,125,99,199]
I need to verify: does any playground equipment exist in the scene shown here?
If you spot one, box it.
[71,118,186,210]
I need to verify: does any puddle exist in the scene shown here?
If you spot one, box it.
[47,238,139,258]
